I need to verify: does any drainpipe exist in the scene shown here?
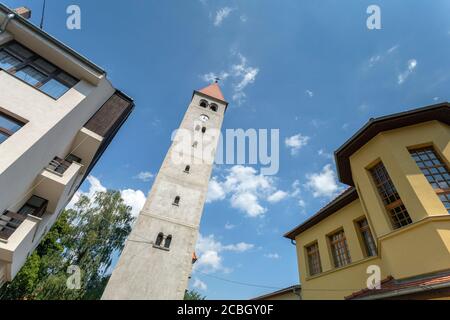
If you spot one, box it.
[0,13,15,35]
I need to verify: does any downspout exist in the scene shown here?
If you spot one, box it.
[0,13,15,34]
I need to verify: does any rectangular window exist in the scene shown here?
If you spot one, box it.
[0,41,79,99]
[410,147,450,213]
[370,162,413,229]
[357,218,377,257]
[0,111,25,144]
[328,230,351,268]
[306,242,322,276]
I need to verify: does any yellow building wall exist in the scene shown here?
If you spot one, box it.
[294,121,450,300]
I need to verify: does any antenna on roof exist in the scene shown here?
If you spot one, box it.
[214,77,220,83]
[39,0,46,29]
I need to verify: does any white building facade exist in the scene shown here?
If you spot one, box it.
[0,5,133,286]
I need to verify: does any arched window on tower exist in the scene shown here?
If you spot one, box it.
[173,196,180,206]
[184,165,190,173]
[192,141,198,148]
[155,233,164,246]
[195,125,201,131]
[200,100,208,108]
[210,103,218,112]
[202,127,206,134]
[164,235,172,249]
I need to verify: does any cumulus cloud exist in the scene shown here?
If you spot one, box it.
[285,133,310,155]
[214,7,233,26]
[305,164,342,198]
[206,165,286,217]
[67,175,145,218]
[224,222,235,230]
[195,234,253,273]
[398,59,417,84]
[267,190,288,203]
[134,171,154,182]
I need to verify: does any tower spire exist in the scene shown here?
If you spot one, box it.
[198,82,225,102]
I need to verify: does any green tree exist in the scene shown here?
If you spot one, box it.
[184,290,206,300]
[0,190,134,300]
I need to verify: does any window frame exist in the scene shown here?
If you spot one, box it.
[369,161,413,229]
[328,229,352,268]
[0,107,27,144]
[355,217,377,257]
[305,241,322,276]
[0,41,79,99]
[409,146,450,214]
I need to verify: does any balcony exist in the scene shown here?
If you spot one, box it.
[0,195,48,241]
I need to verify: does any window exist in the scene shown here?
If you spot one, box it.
[155,233,164,246]
[410,147,450,213]
[195,125,201,131]
[370,162,412,229]
[329,230,351,268]
[18,195,48,218]
[164,235,172,249]
[192,141,198,148]
[210,103,218,112]
[47,154,82,174]
[357,218,377,257]
[306,242,322,276]
[202,127,206,134]
[200,100,208,108]
[184,165,190,173]
[0,111,25,144]
[173,196,180,206]
[0,41,78,99]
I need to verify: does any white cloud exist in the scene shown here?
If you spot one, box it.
[206,165,284,217]
[201,53,259,105]
[193,278,207,291]
[195,234,253,273]
[285,133,310,155]
[66,175,145,218]
[264,253,280,259]
[305,90,314,98]
[318,149,333,159]
[267,190,288,203]
[224,222,235,230]
[206,177,226,203]
[134,171,154,182]
[121,189,146,217]
[214,7,233,26]
[398,59,417,84]
[305,164,342,198]
[367,44,399,68]
[240,15,248,22]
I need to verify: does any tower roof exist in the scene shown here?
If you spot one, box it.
[198,82,226,102]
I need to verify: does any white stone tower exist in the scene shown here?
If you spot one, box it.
[102,82,227,300]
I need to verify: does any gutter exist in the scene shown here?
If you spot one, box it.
[0,12,14,34]
[0,3,106,75]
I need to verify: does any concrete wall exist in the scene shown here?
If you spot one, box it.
[102,92,226,300]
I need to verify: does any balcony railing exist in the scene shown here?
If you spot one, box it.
[46,154,82,175]
[0,195,48,241]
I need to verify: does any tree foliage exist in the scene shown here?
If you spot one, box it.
[0,190,134,300]
[184,290,206,300]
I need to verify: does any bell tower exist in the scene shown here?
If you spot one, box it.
[102,82,227,300]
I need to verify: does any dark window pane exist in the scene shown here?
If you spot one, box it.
[0,132,8,144]
[33,58,57,74]
[0,51,21,70]
[40,79,70,98]
[0,115,22,133]
[7,43,34,59]
[57,72,78,87]
[15,66,46,86]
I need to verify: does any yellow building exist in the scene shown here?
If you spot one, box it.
[285,103,450,300]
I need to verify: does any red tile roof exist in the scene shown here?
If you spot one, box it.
[346,269,450,299]
[198,83,226,102]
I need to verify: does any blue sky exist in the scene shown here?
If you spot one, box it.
[5,0,450,299]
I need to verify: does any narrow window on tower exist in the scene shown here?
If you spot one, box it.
[184,165,190,173]
[195,125,201,131]
[202,127,206,134]
[210,103,218,112]
[369,162,413,229]
[410,147,450,213]
[155,233,164,246]
[164,235,172,249]
[192,141,198,148]
[173,196,180,206]
[200,99,208,108]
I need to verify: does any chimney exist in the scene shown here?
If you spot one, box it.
[14,7,31,19]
